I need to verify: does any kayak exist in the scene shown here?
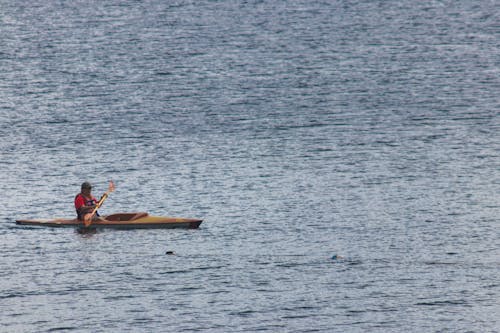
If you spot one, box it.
[16,212,203,229]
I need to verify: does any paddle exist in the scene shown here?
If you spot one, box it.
[83,180,115,227]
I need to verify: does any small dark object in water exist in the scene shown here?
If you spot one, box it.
[331,254,343,260]
[165,251,175,255]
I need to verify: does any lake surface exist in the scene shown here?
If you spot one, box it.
[1,0,499,332]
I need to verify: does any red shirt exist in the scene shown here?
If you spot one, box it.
[75,194,98,210]
[75,194,99,220]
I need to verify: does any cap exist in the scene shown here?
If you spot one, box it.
[81,182,92,189]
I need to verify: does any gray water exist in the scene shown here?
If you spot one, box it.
[1,1,499,332]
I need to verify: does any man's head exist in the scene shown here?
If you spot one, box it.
[81,182,92,194]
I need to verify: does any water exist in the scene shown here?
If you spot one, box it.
[1,0,499,332]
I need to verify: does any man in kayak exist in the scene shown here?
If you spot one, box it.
[75,182,100,222]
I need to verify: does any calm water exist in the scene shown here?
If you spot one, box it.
[1,0,499,332]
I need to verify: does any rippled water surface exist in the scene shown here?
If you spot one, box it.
[1,1,499,332]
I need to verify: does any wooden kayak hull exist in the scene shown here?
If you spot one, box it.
[16,212,203,229]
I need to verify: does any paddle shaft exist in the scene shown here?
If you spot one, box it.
[89,192,109,217]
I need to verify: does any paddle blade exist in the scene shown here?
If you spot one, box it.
[83,213,92,227]
[108,180,115,193]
